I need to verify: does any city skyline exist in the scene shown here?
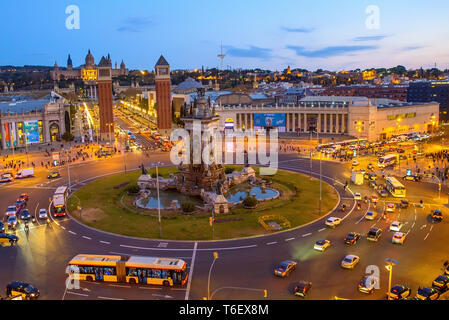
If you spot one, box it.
[1,0,449,71]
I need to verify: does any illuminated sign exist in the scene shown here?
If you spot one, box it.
[225,117,234,128]
[81,68,98,81]
[254,113,286,127]
[387,113,416,120]
[24,121,41,144]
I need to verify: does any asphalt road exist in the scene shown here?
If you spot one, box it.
[0,150,448,300]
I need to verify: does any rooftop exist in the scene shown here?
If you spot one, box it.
[0,91,67,114]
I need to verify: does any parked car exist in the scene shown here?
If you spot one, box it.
[274,260,297,277]
[432,275,449,292]
[293,281,312,298]
[387,285,411,300]
[5,282,40,300]
[414,287,439,300]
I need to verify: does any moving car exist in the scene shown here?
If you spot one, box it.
[390,221,403,232]
[414,287,439,300]
[5,205,17,217]
[344,232,361,245]
[432,209,443,222]
[400,199,409,209]
[367,163,373,170]
[358,276,377,294]
[38,209,48,219]
[354,193,362,201]
[364,173,377,181]
[387,285,411,300]
[7,216,18,230]
[0,233,18,245]
[392,232,406,245]
[293,281,312,298]
[379,189,388,197]
[20,209,31,221]
[325,217,342,228]
[5,282,40,300]
[313,240,331,252]
[274,260,297,277]
[15,168,34,179]
[385,203,395,213]
[370,195,378,203]
[365,211,377,220]
[0,173,13,183]
[432,275,449,292]
[352,160,359,167]
[15,200,25,212]
[47,172,61,179]
[367,228,382,241]
[403,174,421,182]
[341,255,360,269]
[18,194,29,202]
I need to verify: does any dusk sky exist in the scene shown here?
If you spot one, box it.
[2,0,449,71]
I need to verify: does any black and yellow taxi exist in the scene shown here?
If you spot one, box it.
[414,287,439,300]
[432,209,443,222]
[0,233,18,245]
[5,282,40,300]
[47,171,61,179]
[432,275,449,292]
[363,172,377,181]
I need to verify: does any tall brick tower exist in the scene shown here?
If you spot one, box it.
[155,55,172,136]
[97,57,114,142]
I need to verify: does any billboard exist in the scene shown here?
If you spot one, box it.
[254,113,286,127]
[24,121,41,144]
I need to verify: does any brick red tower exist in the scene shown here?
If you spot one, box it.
[97,62,114,142]
[155,55,172,135]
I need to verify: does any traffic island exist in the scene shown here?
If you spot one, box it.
[67,167,338,240]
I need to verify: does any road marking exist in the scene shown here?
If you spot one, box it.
[285,237,295,242]
[430,225,434,231]
[100,241,111,245]
[68,231,77,235]
[424,233,430,240]
[98,296,124,300]
[184,242,197,301]
[302,233,312,237]
[411,222,416,228]
[109,284,130,288]
[157,242,168,248]
[66,291,89,297]
[60,226,66,230]
[420,224,427,230]
[82,236,92,240]
[267,241,277,245]
[318,228,326,232]
[138,286,162,290]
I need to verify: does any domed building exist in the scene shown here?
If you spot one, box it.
[174,77,204,94]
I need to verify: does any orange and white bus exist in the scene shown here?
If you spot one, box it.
[67,254,188,286]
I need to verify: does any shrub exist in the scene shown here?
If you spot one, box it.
[62,131,74,141]
[242,196,258,208]
[126,184,140,194]
[181,201,196,213]
[225,167,235,174]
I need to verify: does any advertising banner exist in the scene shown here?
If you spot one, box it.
[4,123,10,147]
[253,113,286,127]
[24,121,41,144]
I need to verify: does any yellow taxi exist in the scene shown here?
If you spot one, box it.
[0,233,18,245]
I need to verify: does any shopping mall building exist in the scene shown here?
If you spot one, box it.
[214,95,439,141]
[0,92,69,150]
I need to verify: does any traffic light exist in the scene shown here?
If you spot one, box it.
[264,290,267,298]
[213,252,219,259]
[209,217,213,226]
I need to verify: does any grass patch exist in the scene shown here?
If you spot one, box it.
[68,166,338,240]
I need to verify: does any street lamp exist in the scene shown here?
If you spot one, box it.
[385,258,398,300]
[207,252,219,300]
[151,161,163,238]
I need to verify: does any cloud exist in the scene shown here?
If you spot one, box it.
[281,26,314,33]
[286,45,378,58]
[224,45,272,59]
[117,16,155,33]
[402,45,425,51]
[353,35,388,42]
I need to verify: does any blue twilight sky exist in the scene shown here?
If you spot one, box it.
[1,0,449,71]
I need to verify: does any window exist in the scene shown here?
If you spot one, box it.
[152,269,162,278]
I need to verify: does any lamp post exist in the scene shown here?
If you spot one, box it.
[207,252,219,300]
[24,131,30,167]
[152,161,162,238]
[66,149,71,193]
[385,258,398,300]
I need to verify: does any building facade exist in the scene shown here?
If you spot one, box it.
[215,96,439,141]
[0,92,68,150]
[323,84,408,101]
[407,80,449,120]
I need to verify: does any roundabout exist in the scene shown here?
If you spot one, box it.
[67,166,339,241]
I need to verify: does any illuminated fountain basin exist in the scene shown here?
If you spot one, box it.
[136,190,202,209]
[225,182,279,203]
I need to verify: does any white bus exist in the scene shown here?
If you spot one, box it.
[53,186,69,217]
[385,177,406,197]
[377,154,398,168]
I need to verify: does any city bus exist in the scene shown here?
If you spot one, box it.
[67,254,188,286]
[52,186,69,217]
[385,177,406,198]
[377,154,399,168]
